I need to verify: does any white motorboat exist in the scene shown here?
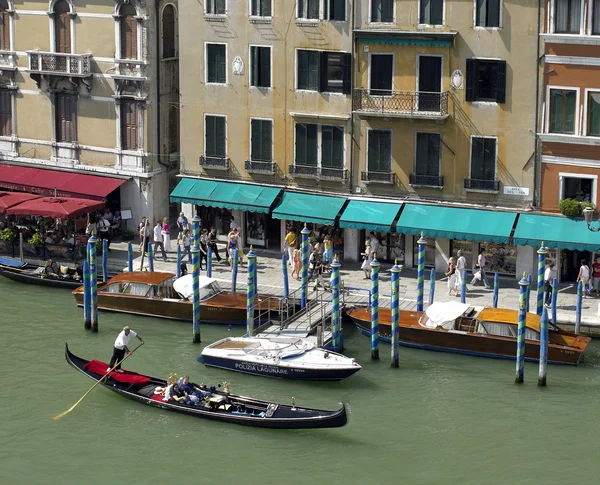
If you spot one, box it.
[198,337,361,381]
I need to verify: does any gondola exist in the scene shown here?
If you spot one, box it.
[0,257,92,289]
[65,344,348,429]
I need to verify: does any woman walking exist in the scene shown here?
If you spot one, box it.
[360,240,372,279]
[162,217,172,252]
[322,235,333,271]
[446,257,457,296]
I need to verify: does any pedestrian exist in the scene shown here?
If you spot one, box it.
[455,250,466,291]
[208,227,222,262]
[292,248,301,280]
[593,257,600,296]
[162,217,172,252]
[153,220,167,261]
[176,212,189,240]
[98,214,111,250]
[107,326,144,373]
[360,240,372,279]
[577,259,591,298]
[446,257,457,296]
[322,235,333,270]
[199,229,209,268]
[544,261,556,307]
[228,228,239,271]
[182,229,191,264]
[284,227,297,267]
[138,216,149,252]
[369,232,380,257]
[471,248,490,288]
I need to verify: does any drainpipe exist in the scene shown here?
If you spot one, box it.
[533,0,542,208]
[155,0,165,170]
[349,0,356,195]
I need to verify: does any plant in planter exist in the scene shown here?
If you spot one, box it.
[559,198,582,218]
[28,232,44,246]
[0,227,15,242]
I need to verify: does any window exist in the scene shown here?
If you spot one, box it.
[465,59,506,103]
[588,92,600,136]
[563,176,593,202]
[206,0,226,15]
[0,89,11,136]
[371,0,394,22]
[592,0,600,35]
[367,130,392,172]
[415,133,441,176]
[206,43,227,84]
[325,0,346,20]
[54,0,71,54]
[297,50,351,94]
[470,137,496,182]
[295,123,318,166]
[162,5,176,59]
[321,125,344,168]
[420,0,443,25]
[205,115,226,158]
[250,119,272,162]
[369,54,393,96]
[120,4,137,60]
[475,0,501,28]
[298,0,320,19]
[55,93,77,143]
[294,123,344,168]
[554,0,581,33]
[250,46,271,88]
[0,0,10,51]
[549,89,576,134]
[121,100,139,151]
[251,0,272,17]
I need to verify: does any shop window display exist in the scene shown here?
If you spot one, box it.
[483,242,516,276]
[451,240,473,269]
[246,212,266,247]
[413,236,436,268]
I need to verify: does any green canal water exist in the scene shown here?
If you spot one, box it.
[2,278,600,485]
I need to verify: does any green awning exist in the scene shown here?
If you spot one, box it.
[339,200,403,232]
[395,204,517,243]
[170,178,282,214]
[513,214,600,251]
[271,192,347,225]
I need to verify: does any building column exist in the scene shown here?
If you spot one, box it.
[343,228,360,262]
[516,245,536,282]
[405,234,414,268]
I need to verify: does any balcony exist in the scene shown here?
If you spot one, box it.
[27,51,92,77]
[112,59,147,80]
[288,164,348,181]
[353,89,449,121]
[361,170,395,184]
[409,174,444,188]
[464,178,499,193]
[319,167,348,181]
[245,160,276,175]
[200,155,230,171]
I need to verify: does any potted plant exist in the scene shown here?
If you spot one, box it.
[28,232,45,257]
[558,198,591,218]
[0,227,15,242]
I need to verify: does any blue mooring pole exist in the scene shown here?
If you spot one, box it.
[390,262,401,368]
[127,242,133,273]
[416,233,426,312]
[538,308,549,387]
[207,245,212,278]
[231,245,239,292]
[428,267,435,305]
[83,259,91,330]
[516,273,529,383]
[176,243,181,279]
[282,254,289,299]
[525,274,532,313]
[537,243,548,316]
[246,248,256,337]
[253,251,258,301]
[492,272,499,308]
[575,280,583,335]
[330,257,341,352]
[551,278,558,326]
[460,270,467,304]
[89,236,98,333]
[147,242,154,272]
[370,255,380,360]
[192,245,201,343]
[301,224,310,309]
[101,238,108,283]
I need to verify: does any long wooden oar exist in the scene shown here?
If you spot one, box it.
[53,342,144,420]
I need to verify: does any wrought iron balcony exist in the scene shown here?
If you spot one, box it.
[361,170,395,184]
[245,159,276,175]
[319,167,348,181]
[409,174,444,188]
[27,51,92,77]
[289,164,318,179]
[464,178,500,192]
[288,164,348,181]
[353,89,449,120]
[200,155,230,171]
[113,59,147,79]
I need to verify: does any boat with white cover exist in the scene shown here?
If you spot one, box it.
[198,337,361,381]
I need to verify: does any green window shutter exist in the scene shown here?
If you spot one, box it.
[319,52,328,93]
[368,130,380,171]
[251,119,261,160]
[322,126,333,166]
[476,0,486,26]
[550,91,563,133]
[206,116,215,156]
[431,0,443,25]
[332,126,344,168]
[564,90,576,133]
[261,47,271,87]
[482,138,496,180]
[415,133,427,175]
[262,0,272,16]
[495,61,506,103]
[380,131,391,171]
[420,0,430,23]
[428,134,441,176]
[588,92,600,136]
[342,53,351,95]
[488,0,500,27]
[470,137,484,179]
[215,116,226,157]
[207,45,216,83]
[465,59,476,101]
[298,50,307,89]
[308,51,320,91]
[295,123,307,164]
[251,46,258,86]
[217,45,226,83]
[306,124,318,165]
[382,0,394,22]
[262,120,273,161]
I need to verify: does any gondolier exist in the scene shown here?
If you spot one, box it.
[108,326,144,373]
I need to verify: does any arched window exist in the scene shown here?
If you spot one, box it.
[162,5,175,59]
[120,3,137,60]
[54,0,71,54]
[0,1,10,52]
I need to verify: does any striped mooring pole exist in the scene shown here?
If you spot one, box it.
[538,307,549,387]
[551,278,558,326]
[282,254,289,299]
[192,215,200,248]
[89,236,98,333]
[492,272,499,308]
[390,261,401,368]
[176,243,182,279]
[83,259,91,330]
[207,245,213,278]
[515,272,529,383]
[370,254,380,360]
[331,256,341,351]
[575,280,583,335]
[231,244,239,292]
[192,245,201,343]
[253,251,258,301]
[525,273,532,313]
[301,224,310,309]
[246,248,256,337]
[147,242,154,272]
[536,243,548,316]
[101,238,108,283]
[416,233,426,312]
[460,270,467,304]
[428,268,435,305]
[127,242,133,273]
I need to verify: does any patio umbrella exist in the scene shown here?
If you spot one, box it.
[6,197,105,219]
[0,191,42,214]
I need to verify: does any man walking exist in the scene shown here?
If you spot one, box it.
[544,261,556,307]
[153,220,167,261]
[471,248,490,288]
[284,228,297,266]
[98,214,111,250]
[107,326,144,373]
[176,212,189,240]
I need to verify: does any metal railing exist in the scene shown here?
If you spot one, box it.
[464,178,499,191]
[27,51,92,76]
[200,155,230,170]
[361,170,395,184]
[409,174,444,187]
[353,89,449,116]
[245,159,276,175]
[319,167,348,181]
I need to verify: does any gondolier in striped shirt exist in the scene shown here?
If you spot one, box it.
[107,326,144,373]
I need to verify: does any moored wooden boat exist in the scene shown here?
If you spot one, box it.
[0,256,90,289]
[65,344,347,429]
[345,301,590,365]
[72,272,284,325]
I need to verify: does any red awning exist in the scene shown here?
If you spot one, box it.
[0,191,42,214]
[0,164,127,200]
[6,197,105,219]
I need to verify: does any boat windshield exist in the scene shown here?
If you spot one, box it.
[200,281,221,301]
[101,282,151,296]
[477,321,540,341]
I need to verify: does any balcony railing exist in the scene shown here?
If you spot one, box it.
[245,160,276,175]
[353,89,449,119]
[113,59,147,79]
[464,178,500,192]
[319,167,348,181]
[288,164,348,181]
[361,170,395,184]
[27,51,92,77]
[200,155,230,171]
[409,174,444,188]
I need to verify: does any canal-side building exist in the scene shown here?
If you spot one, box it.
[0,0,180,226]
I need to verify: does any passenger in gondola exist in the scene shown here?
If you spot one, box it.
[164,382,186,403]
[177,375,204,405]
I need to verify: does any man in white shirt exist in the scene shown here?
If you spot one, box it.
[107,326,144,373]
[471,248,491,288]
[544,261,556,307]
[153,221,167,261]
[98,214,111,250]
